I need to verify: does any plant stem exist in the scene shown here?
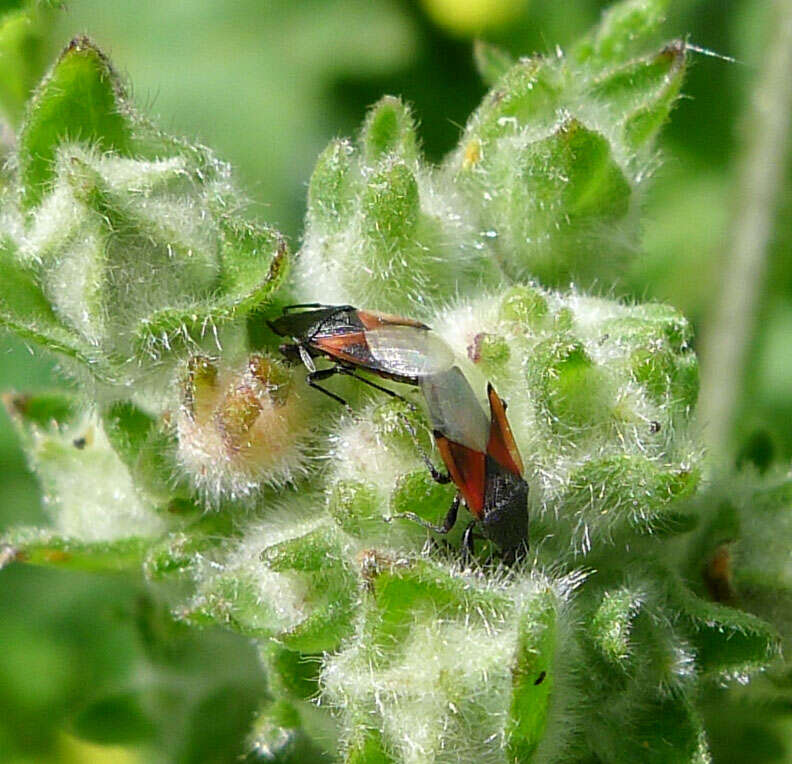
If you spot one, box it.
[698,0,792,457]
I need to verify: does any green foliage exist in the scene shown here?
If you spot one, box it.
[18,37,133,209]
[1,36,287,401]
[574,0,669,64]
[473,39,515,87]
[296,1,688,316]
[3,391,167,543]
[0,1,790,762]
[0,3,49,131]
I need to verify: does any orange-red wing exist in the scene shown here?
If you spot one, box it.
[435,434,486,518]
[356,309,429,331]
[313,332,373,366]
[486,384,524,476]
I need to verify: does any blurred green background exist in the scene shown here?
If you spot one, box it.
[1,0,789,761]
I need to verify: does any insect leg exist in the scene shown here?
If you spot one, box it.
[396,414,451,484]
[336,368,414,406]
[306,368,350,409]
[440,493,460,532]
[391,494,459,534]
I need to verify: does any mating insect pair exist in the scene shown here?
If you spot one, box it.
[268,304,529,563]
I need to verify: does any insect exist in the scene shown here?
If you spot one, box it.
[267,303,454,407]
[396,366,529,564]
[269,303,529,561]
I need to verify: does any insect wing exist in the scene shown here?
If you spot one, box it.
[435,435,486,517]
[312,332,372,366]
[420,367,489,453]
[366,326,455,379]
[268,306,346,339]
[356,309,429,330]
[486,384,524,476]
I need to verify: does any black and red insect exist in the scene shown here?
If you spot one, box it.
[267,303,454,407]
[269,303,529,561]
[410,365,529,563]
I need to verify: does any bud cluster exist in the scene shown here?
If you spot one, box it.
[297,1,686,315]
[0,37,286,408]
[0,3,788,762]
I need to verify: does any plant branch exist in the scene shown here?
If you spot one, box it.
[699,0,792,456]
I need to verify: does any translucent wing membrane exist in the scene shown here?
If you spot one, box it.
[420,366,489,453]
[366,326,455,379]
